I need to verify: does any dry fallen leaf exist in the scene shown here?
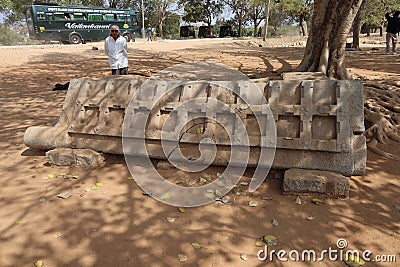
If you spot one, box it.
[191,242,202,249]
[199,178,207,185]
[177,254,187,262]
[249,201,259,207]
[311,198,324,205]
[57,192,72,199]
[160,192,171,200]
[240,254,248,260]
[295,196,302,205]
[255,240,264,247]
[263,235,278,246]
[221,196,231,204]
[215,189,223,197]
[178,207,185,213]
[166,216,176,222]
[344,254,365,267]
[306,216,315,221]
[34,260,43,267]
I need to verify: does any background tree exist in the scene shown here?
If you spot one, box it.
[224,0,249,37]
[161,12,180,38]
[180,0,222,32]
[153,0,177,38]
[144,0,177,38]
[267,1,286,36]
[296,0,364,79]
[248,0,264,37]
[352,0,366,49]
[276,0,313,36]
[361,0,400,36]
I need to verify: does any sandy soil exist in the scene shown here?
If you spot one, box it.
[0,36,399,267]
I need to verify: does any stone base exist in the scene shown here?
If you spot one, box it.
[283,168,349,198]
[46,148,105,168]
[156,160,176,170]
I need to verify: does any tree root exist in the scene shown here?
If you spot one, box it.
[367,138,400,160]
[363,81,400,160]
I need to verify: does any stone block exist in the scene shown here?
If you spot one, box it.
[156,160,176,170]
[46,148,104,168]
[46,148,75,166]
[283,168,349,198]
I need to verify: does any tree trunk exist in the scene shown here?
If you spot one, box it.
[299,14,308,36]
[159,21,163,38]
[238,18,242,37]
[352,0,365,50]
[296,0,364,80]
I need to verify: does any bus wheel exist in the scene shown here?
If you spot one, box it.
[123,33,132,42]
[69,33,82,44]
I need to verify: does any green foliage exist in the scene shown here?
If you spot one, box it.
[162,12,180,38]
[180,0,222,25]
[363,0,400,27]
[271,24,299,36]
[273,0,313,24]
[0,24,29,45]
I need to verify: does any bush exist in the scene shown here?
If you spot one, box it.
[0,24,25,45]
[0,24,41,45]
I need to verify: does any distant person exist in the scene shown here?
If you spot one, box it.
[257,27,262,37]
[385,11,400,54]
[151,27,157,41]
[104,25,128,75]
[146,24,152,41]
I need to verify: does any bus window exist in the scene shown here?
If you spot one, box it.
[45,13,53,20]
[37,13,46,21]
[117,14,128,21]
[131,15,138,25]
[54,12,66,21]
[72,13,84,20]
[88,14,102,21]
[103,14,115,21]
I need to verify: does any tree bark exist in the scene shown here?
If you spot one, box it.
[299,14,308,36]
[352,0,365,50]
[296,0,364,79]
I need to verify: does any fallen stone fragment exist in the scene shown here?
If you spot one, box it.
[57,192,72,199]
[46,148,105,168]
[283,168,350,198]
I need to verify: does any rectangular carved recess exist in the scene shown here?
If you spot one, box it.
[312,82,337,106]
[312,115,337,140]
[245,114,261,143]
[276,115,301,139]
[279,82,302,105]
[80,106,99,129]
[106,108,124,128]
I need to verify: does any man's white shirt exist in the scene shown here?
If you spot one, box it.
[104,35,128,69]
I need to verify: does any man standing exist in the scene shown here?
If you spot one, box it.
[104,25,128,75]
[385,11,400,54]
[146,24,152,41]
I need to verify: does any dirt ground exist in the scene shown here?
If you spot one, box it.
[0,36,399,267]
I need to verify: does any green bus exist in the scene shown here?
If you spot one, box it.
[25,4,141,44]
